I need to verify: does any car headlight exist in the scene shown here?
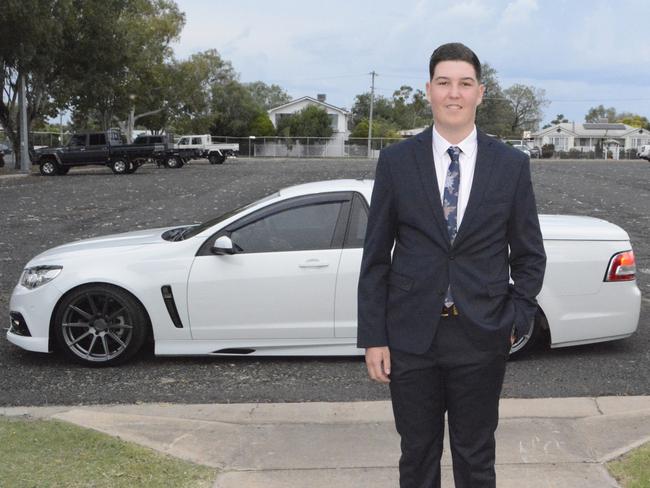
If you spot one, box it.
[20,266,63,289]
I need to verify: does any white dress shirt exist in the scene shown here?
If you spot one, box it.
[431,125,478,228]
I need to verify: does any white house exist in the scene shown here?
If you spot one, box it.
[531,122,650,159]
[268,95,350,144]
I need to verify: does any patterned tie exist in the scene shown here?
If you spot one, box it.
[443,146,461,307]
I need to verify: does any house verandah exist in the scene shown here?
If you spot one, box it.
[531,123,650,159]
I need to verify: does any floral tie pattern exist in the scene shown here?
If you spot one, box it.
[443,145,461,307]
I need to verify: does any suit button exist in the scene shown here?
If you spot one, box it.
[449,255,455,260]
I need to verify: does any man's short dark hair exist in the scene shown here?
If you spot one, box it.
[429,43,481,81]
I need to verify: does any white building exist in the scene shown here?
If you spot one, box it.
[531,122,650,159]
[268,95,350,147]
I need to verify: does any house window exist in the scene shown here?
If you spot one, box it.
[328,114,338,130]
[577,138,591,147]
[631,138,650,148]
[275,113,292,125]
[550,136,568,151]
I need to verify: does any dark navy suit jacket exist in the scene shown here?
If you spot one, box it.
[357,127,547,355]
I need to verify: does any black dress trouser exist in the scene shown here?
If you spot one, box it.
[389,314,508,488]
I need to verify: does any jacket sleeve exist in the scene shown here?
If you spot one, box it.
[507,156,547,339]
[357,151,397,348]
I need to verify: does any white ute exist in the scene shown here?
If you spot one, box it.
[176,135,239,165]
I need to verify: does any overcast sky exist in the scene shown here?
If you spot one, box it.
[173,0,650,125]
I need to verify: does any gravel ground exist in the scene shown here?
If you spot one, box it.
[0,157,648,406]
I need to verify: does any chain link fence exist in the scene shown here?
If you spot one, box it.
[211,136,403,158]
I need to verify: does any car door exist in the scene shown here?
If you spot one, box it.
[86,133,109,162]
[334,193,368,338]
[186,192,352,340]
[63,134,88,164]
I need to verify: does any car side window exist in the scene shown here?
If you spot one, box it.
[179,138,188,145]
[192,137,202,145]
[229,202,343,253]
[89,134,106,146]
[69,134,86,147]
[344,194,368,248]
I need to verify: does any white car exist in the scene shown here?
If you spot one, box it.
[7,180,642,366]
[637,145,650,161]
[513,144,531,157]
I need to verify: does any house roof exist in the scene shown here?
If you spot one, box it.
[533,122,649,138]
[268,96,350,115]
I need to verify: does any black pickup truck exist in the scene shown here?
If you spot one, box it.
[35,130,178,175]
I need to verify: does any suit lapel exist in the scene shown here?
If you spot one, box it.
[413,127,450,244]
[453,130,497,246]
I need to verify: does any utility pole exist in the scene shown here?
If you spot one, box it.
[367,71,377,157]
[19,73,30,173]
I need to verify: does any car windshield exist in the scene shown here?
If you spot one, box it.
[178,191,280,240]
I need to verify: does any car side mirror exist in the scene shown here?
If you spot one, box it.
[212,235,236,255]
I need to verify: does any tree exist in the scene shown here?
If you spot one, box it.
[0,0,73,166]
[249,113,275,136]
[167,49,238,134]
[584,105,617,123]
[245,82,291,111]
[475,63,513,136]
[68,0,185,139]
[210,81,264,136]
[551,114,568,124]
[390,85,431,129]
[276,105,333,138]
[350,118,400,139]
[502,84,548,134]
[616,112,650,130]
[350,93,395,128]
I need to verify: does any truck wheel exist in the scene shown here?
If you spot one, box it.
[111,159,129,175]
[125,161,137,174]
[209,153,226,165]
[40,159,60,176]
[165,156,182,169]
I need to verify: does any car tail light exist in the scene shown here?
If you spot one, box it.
[605,250,636,282]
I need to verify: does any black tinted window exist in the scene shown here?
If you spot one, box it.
[344,194,368,248]
[89,134,106,145]
[230,202,343,253]
[69,134,86,146]
[192,137,202,144]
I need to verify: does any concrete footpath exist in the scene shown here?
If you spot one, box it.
[2,397,650,488]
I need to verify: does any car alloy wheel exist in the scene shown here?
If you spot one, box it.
[40,160,59,176]
[111,159,128,174]
[165,156,181,169]
[509,311,545,357]
[54,284,147,366]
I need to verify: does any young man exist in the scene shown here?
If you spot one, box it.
[357,43,546,487]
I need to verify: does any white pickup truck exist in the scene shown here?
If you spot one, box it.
[637,144,650,161]
[176,135,239,165]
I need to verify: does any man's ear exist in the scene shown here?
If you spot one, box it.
[477,83,486,106]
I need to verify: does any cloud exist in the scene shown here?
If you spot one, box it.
[501,0,538,25]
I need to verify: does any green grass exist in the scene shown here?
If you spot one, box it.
[608,442,650,488]
[0,416,216,488]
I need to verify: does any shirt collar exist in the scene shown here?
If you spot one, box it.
[432,125,478,159]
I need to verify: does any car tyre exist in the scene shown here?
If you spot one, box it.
[165,156,182,169]
[111,159,129,175]
[53,284,148,367]
[509,309,546,358]
[209,153,226,165]
[40,159,60,176]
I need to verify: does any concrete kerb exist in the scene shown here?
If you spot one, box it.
[2,397,650,488]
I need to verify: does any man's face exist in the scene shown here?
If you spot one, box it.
[426,60,485,133]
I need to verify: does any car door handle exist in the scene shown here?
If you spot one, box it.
[299,259,329,268]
